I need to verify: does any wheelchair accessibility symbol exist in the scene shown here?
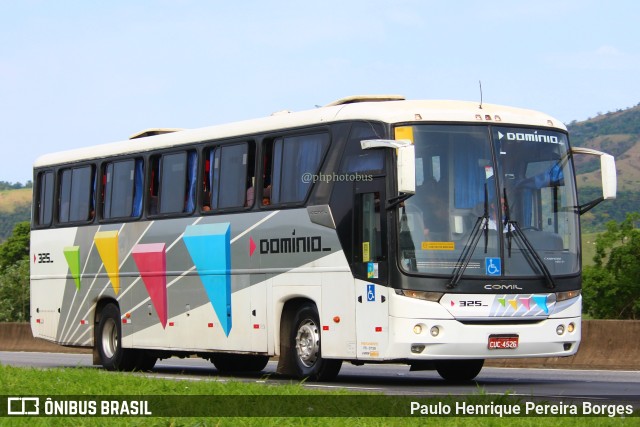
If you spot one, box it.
[485,257,501,276]
[367,284,375,302]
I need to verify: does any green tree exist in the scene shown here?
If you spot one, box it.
[582,213,640,319]
[0,221,30,270]
[0,221,30,321]
[0,259,30,321]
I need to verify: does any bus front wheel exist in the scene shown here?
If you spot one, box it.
[435,359,484,381]
[286,304,342,381]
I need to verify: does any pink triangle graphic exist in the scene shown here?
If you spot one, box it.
[132,243,168,329]
[519,297,531,310]
[249,237,257,257]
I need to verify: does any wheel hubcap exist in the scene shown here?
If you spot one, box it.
[295,319,319,367]
[102,318,118,359]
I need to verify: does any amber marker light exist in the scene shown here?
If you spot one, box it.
[333,316,341,323]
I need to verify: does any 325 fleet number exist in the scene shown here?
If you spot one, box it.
[36,253,53,264]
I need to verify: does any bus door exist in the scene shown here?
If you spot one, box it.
[353,178,389,360]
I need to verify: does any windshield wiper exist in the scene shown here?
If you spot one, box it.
[503,189,556,290]
[447,184,490,289]
[387,192,414,210]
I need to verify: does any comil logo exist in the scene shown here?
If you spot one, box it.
[7,397,40,415]
[484,284,523,290]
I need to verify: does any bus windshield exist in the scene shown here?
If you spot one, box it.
[398,124,579,278]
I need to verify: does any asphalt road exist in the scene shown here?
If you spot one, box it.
[2,351,639,408]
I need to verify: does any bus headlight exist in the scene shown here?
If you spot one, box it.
[395,289,443,302]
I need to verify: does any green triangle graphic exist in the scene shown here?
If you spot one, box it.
[63,246,81,291]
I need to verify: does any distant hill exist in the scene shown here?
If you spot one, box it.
[569,103,640,191]
[568,103,640,231]
[0,187,31,241]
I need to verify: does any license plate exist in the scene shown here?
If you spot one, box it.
[488,334,519,350]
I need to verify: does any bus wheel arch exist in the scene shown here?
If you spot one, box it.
[277,299,342,381]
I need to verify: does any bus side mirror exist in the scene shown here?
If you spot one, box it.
[571,147,617,215]
[361,139,416,194]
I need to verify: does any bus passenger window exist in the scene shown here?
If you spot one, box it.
[261,141,273,206]
[148,150,196,215]
[265,133,329,205]
[184,151,197,213]
[103,158,143,219]
[245,177,255,207]
[36,171,54,227]
[58,165,95,224]
[159,152,187,214]
[208,142,253,210]
[202,157,211,209]
[148,156,160,214]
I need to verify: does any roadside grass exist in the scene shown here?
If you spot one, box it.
[0,364,637,426]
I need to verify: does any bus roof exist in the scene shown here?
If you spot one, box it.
[33,97,566,169]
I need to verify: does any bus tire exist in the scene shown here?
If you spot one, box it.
[134,351,157,372]
[210,353,270,373]
[288,304,342,381]
[96,303,136,371]
[435,359,484,382]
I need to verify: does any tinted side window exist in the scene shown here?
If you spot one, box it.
[149,151,197,215]
[103,159,143,219]
[58,166,95,223]
[36,171,54,226]
[208,143,251,210]
[269,133,329,204]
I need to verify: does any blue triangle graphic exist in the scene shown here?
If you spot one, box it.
[183,223,232,336]
[532,295,549,314]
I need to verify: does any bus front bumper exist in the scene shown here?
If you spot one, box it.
[385,315,581,360]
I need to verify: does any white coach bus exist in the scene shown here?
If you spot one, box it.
[30,95,616,381]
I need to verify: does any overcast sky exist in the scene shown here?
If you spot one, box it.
[1,0,639,183]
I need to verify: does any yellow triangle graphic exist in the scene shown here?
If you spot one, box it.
[508,299,518,310]
[94,231,120,294]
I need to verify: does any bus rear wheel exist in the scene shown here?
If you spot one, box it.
[288,304,342,381]
[96,303,137,371]
[435,359,484,381]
